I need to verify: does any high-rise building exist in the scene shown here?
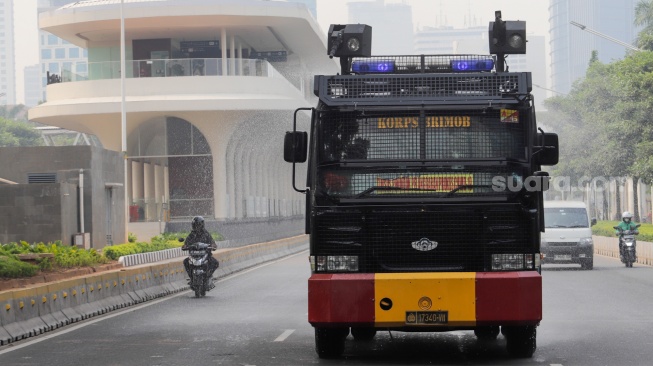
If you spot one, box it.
[24,64,41,107]
[549,0,639,95]
[37,0,88,103]
[348,0,414,55]
[415,26,486,54]
[1,0,16,105]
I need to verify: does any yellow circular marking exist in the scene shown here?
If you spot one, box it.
[63,292,68,298]
[82,288,86,294]
[42,297,47,303]
[121,280,125,285]
[5,304,11,311]
[90,286,94,292]
[52,294,57,301]
[19,301,24,309]
[72,290,77,296]
[31,299,36,306]
[418,296,432,311]
[114,281,117,287]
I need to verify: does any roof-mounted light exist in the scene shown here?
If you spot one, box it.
[450,59,495,72]
[351,60,395,74]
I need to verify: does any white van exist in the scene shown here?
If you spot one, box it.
[541,201,596,270]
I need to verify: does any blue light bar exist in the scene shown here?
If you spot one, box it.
[351,60,395,74]
[450,59,495,72]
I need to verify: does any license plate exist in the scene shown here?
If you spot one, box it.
[554,254,572,261]
[406,311,448,325]
[190,251,205,255]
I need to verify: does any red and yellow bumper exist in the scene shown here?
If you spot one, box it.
[308,272,541,328]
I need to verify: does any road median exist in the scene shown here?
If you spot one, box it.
[0,235,308,345]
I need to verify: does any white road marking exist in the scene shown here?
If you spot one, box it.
[550,364,564,366]
[274,329,295,342]
[0,249,309,355]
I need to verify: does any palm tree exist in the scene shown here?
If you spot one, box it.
[635,0,653,49]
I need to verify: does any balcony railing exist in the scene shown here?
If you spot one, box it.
[59,58,278,83]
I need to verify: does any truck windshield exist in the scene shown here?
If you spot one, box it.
[318,109,525,162]
[544,208,589,228]
[317,109,528,198]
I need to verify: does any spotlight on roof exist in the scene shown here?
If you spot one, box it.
[327,24,372,59]
[488,11,526,55]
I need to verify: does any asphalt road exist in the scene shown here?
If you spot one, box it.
[0,252,652,366]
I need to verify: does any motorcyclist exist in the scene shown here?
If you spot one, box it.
[615,211,639,261]
[182,216,219,288]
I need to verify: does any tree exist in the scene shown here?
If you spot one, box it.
[636,0,653,49]
[0,117,43,147]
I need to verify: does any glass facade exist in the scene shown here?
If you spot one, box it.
[549,0,639,95]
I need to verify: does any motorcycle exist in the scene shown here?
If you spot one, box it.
[614,224,641,268]
[180,238,215,297]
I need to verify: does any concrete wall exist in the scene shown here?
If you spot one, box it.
[0,183,77,245]
[0,146,125,248]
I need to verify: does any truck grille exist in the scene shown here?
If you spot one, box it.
[313,205,532,272]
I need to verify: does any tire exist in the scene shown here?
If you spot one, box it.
[315,328,347,359]
[474,326,500,340]
[351,327,376,341]
[505,325,537,358]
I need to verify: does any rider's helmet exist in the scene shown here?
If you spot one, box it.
[192,216,205,231]
[622,211,633,223]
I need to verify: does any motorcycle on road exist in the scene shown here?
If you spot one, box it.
[614,224,641,268]
[180,239,216,297]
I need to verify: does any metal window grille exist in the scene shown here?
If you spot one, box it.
[314,205,531,272]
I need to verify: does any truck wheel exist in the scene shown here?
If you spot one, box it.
[351,327,376,341]
[581,259,593,270]
[505,325,536,358]
[474,326,500,340]
[315,328,346,358]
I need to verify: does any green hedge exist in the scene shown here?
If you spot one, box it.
[592,221,653,242]
[102,231,224,260]
[0,255,39,278]
[0,241,109,270]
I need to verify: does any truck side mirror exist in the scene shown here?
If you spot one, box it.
[284,131,308,163]
[535,132,559,166]
[591,218,597,226]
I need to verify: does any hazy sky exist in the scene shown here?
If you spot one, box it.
[12,0,550,104]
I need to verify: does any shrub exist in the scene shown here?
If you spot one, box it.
[0,256,39,278]
[128,232,138,243]
[592,220,653,242]
[102,238,184,261]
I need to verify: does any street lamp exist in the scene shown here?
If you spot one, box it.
[570,21,642,52]
[120,0,128,243]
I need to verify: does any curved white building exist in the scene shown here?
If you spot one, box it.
[30,0,337,229]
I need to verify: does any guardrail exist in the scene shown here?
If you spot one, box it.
[593,235,653,265]
[0,235,308,345]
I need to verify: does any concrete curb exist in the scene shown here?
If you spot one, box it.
[593,235,653,266]
[0,235,308,345]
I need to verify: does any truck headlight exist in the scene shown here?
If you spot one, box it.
[312,256,359,272]
[579,237,593,246]
[492,254,533,271]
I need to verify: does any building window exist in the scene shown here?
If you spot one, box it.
[49,62,60,73]
[41,49,52,59]
[76,62,87,73]
[83,49,88,57]
[47,34,58,45]
[55,48,66,59]
[42,77,47,87]
[69,47,79,58]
